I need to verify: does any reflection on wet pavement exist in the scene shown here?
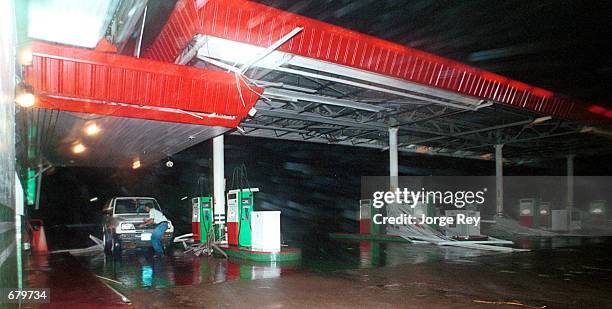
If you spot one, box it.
[73,236,610,291]
[25,253,130,308]
[77,249,301,290]
[126,238,612,308]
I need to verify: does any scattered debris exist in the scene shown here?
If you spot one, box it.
[98,279,131,304]
[473,299,546,308]
[48,234,104,255]
[95,275,122,285]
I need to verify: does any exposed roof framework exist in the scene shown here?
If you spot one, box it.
[228,64,607,162]
[143,0,611,163]
[16,0,612,168]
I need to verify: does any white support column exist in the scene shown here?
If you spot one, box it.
[567,154,575,232]
[213,135,226,240]
[389,127,399,190]
[495,144,504,217]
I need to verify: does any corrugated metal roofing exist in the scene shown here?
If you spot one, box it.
[22,109,227,167]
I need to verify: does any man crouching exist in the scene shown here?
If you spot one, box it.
[140,202,171,258]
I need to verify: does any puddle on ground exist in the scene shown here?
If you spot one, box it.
[73,236,611,290]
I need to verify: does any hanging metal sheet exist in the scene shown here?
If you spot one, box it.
[144,0,608,123]
[24,41,262,128]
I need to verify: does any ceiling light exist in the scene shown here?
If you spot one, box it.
[15,93,36,107]
[89,197,98,202]
[165,159,174,168]
[19,46,33,65]
[15,83,36,107]
[72,143,86,154]
[180,196,188,201]
[85,123,100,136]
[132,160,141,169]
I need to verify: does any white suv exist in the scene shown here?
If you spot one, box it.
[101,197,174,255]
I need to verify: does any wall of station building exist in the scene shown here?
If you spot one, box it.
[0,0,18,289]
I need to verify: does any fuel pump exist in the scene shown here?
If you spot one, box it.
[227,191,239,246]
[192,196,214,244]
[192,198,201,242]
[227,188,259,247]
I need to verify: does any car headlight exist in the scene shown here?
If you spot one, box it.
[121,223,136,230]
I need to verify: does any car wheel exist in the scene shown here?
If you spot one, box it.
[103,227,113,255]
[111,235,122,257]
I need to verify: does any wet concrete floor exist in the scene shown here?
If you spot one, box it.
[24,236,612,308]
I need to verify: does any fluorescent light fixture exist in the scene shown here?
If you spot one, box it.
[475,101,493,110]
[580,126,594,133]
[28,0,120,48]
[580,126,612,137]
[531,116,552,125]
[180,196,189,201]
[89,197,98,202]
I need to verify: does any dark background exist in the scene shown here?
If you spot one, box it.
[141,0,612,105]
[34,136,612,249]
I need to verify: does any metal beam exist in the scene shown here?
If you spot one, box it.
[264,88,387,113]
[240,123,310,134]
[239,27,303,73]
[404,119,534,146]
[274,66,478,111]
[257,108,387,130]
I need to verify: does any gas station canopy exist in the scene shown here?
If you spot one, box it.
[18,0,612,168]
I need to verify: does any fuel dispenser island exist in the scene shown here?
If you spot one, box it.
[227,188,259,247]
[192,196,214,244]
[187,185,301,262]
[222,187,300,262]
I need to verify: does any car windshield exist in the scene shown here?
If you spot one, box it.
[114,198,161,214]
